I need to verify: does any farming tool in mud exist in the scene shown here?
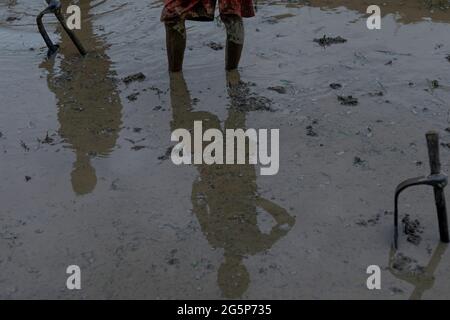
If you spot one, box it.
[37,0,86,58]
[394,131,450,249]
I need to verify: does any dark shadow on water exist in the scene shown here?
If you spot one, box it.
[264,0,450,24]
[169,71,296,298]
[39,0,122,196]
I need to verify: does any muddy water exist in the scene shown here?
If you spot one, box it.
[1,0,450,299]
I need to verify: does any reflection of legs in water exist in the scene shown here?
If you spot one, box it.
[221,14,244,71]
[165,19,186,72]
[169,71,295,299]
[218,253,250,299]
[226,69,241,88]
[71,153,97,196]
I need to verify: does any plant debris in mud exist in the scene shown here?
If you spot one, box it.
[402,214,424,245]
[228,81,273,112]
[205,42,224,51]
[391,252,425,275]
[123,72,146,84]
[446,55,450,63]
[314,35,347,47]
[338,95,358,106]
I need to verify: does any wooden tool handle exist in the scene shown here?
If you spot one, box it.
[426,131,441,175]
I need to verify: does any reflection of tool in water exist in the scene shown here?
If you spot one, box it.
[389,243,448,300]
[394,131,449,249]
[36,0,86,58]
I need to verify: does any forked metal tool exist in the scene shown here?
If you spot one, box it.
[394,131,449,249]
[37,0,86,58]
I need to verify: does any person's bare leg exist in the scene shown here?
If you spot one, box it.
[165,19,186,72]
[221,15,244,70]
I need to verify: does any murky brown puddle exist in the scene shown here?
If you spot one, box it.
[1,0,450,299]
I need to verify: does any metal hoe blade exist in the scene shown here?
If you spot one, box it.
[394,131,449,249]
[37,0,86,58]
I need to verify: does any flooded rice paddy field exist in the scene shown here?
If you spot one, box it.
[1,0,450,299]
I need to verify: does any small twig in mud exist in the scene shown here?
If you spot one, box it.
[131,145,146,151]
[313,35,347,47]
[125,137,146,145]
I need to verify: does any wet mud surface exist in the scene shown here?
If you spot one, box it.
[1,0,450,299]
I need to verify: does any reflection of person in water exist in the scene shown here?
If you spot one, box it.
[40,0,122,195]
[169,71,295,298]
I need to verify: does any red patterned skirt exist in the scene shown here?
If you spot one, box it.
[161,0,255,22]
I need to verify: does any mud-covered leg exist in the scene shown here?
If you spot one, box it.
[165,19,186,72]
[221,14,244,70]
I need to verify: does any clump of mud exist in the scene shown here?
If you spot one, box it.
[338,95,358,106]
[127,92,140,102]
[402,214,424,245]
[306,125,318,137]
[314,35,347,47]
[329,83,342,90]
